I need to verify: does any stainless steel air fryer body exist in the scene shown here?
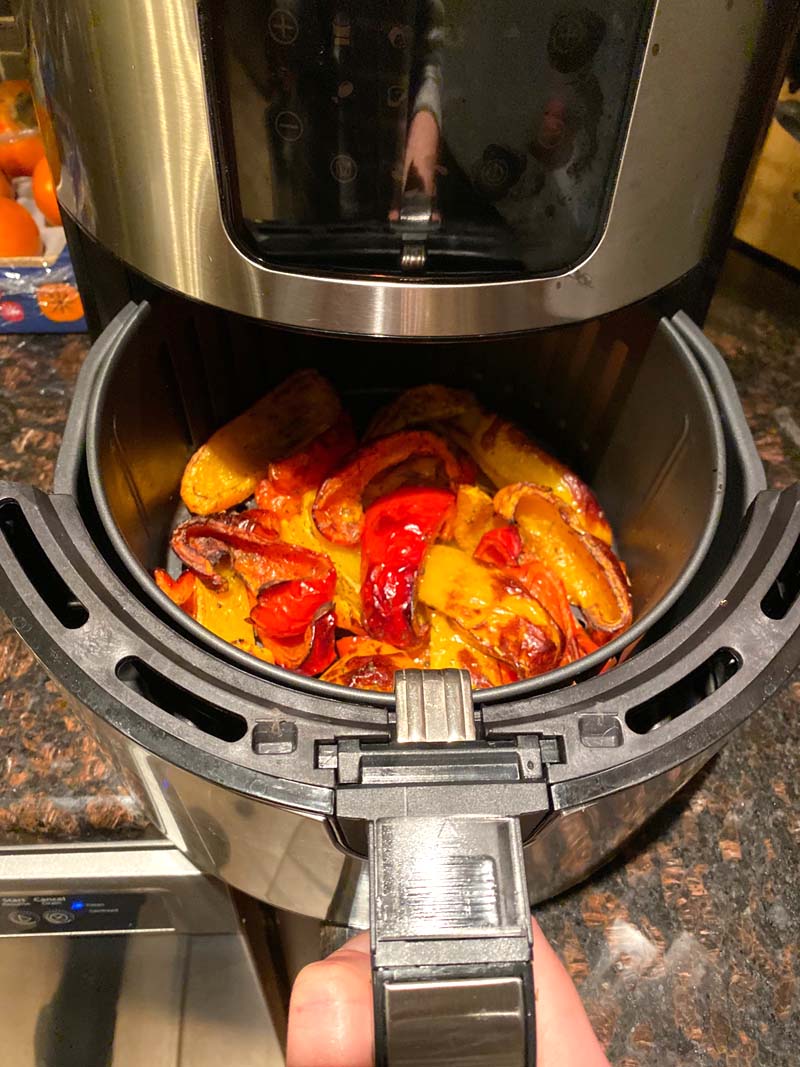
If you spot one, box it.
[6,1,800,1062]
[16,0,800,336]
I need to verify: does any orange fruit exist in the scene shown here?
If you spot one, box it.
[0,170,13,199]
[0,196,42,257]
[0,130,45,177]
[36,282,84,323]
[32,155,60,225]
[0,80,37,135]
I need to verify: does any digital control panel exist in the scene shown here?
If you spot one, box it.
[0,893,149,935]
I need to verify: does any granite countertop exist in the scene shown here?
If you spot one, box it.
[0,249,798,1063]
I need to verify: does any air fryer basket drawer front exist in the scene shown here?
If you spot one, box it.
[1,480,800,869]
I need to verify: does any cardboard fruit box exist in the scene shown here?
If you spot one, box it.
[0,175,86,334]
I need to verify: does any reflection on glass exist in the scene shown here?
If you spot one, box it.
[208,0,655,276]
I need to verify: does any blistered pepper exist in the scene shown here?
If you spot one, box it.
[428,611,519,689]
[474,524,604,666]
[154,568,196,612]
[418,544,564,676]
[171,512,336,662]
[171,512,278,588]
[494,483,632,642]
[360,487,455,649]
[364,384,613,544]
[320,636,417,691]
[239,545,336,639]
[180,369,341,516]
[313,430,468,545]
[255,415,357,524]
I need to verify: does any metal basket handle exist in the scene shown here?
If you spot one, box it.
[370,671,536,1067]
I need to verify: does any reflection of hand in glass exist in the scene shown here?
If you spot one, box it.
[403,108,440,197]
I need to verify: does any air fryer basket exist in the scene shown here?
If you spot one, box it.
[2,299,800,1067]
[85,299,725,701]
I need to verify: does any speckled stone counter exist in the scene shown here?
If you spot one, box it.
[0,250,798,1063]
[0,332,150,840]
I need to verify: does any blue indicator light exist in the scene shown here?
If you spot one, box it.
[70,901,85,911]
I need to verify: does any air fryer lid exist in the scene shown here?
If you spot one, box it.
[86,301,724,702]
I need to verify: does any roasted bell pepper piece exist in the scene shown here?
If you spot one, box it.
[156,566,257,647]
[360,487,455,648]
[363,456,452,509]
[320,637,417,691]
[475,527,573,639]
[172,512,336,643]
[268,415,356,494]
[366,383,474,439]
[154,568,196,613]
[367,385,612,544]
[473,530,611,669]
[452,485,503,553]
[452,412,612,545]
[252,608,336,675]
[473,525,524,568]
[180,370,341,515]
[255,415,357,523]
[279,490,361,589]
[192,571,257,646]
[296,610,336,675]
[313,430,467,545]
[237,544,335,639]
[494,484,632,641]
[278,489,363,633]
[429,612,518,689]
[249,566,336,639]
[418,544,564,675]
[170,512,278,588]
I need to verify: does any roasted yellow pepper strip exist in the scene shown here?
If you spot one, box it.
[451,484,502,554]
[180,370,341,515]
[429,611,518,689]
[279,490,363,631]
[494,484,632,640]
[418,544,563,675]
[191,571,256,647]
[448,409,612,545]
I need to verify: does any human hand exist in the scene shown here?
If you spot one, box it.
[287,919,610,1067]
[402,108,440,197]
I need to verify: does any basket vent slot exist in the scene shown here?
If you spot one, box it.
[625,648,741,735]
[0,500,89,629]
[761,533,800,620]
[116,656,247,742]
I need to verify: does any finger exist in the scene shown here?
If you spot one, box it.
[287,931,373,1067]
[287,923,609,1067]
[532,918,610,1067]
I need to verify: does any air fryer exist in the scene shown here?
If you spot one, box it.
[3,0,800,1064]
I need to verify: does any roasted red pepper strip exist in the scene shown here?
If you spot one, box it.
[172,513,336,646]
[255,416,357,523]
[313,430,467,545]
[270,415,356,494]
[171,512,278,588]
[154,568,196,613]
[473,526,524,568]
[249,562,336,640]
[296,610,337,675]
[254,609,336,674]
[360,487,455,648]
